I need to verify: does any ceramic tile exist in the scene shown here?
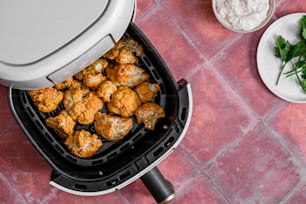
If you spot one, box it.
[205,122,301,203]
[135,0,155,21]
[171,174,228,204]
[137,7,203,81]
[211,33,284,116]
[270,103,306,161]
[275,0,306,18]
[160,0,238,59]
[181,66,253,168]
[0,126,53,203]
[156,147,199,189]
[0,173,27,204]
[47,191,124,204]
[120,179,156,204]
[283,184,306,204]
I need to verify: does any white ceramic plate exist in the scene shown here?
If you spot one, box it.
[257,13,306,103]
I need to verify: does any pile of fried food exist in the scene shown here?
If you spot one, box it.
[27,37,165,158]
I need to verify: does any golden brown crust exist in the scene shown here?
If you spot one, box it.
[106,64,149,87]
[27,87,63,113]
[27,36,166,159]
[74,59,108,88]
[82,73,106,89]
[107,86,141,117]
[135,82,160,103]
[103,48,120,60]
[65,130,102,158]
[68,92,103,125]
[54,76,74,90]
[115,48,137,64]
[103,37,143,61]
[63,87,89,114]
[116,37,144,56]
[45,110,76,139]
[94,112,133,142]
[135,103,165,131]
[96,80,117,102]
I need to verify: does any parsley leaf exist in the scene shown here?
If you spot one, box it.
[299,16,306,41]
[273,15,306,92]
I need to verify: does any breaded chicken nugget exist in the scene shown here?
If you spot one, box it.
[63,87,89,113]
[94,112,133,142]
[115,37,143,56]
[54,76,74,90]
[65,129,102,158]
[27,87,63,113]
[106,64,149,87]
[107,86,141,117]
[96,80,117,102]
[115,48,137,64]
[74,59,108,88]
[45,110,76,139]
[135,82,160,103]
[68,92,103,125]
[135,102,165,131]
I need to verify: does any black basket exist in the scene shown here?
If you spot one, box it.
[8,23,191,193]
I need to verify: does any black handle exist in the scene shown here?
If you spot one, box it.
[140,167,175,204]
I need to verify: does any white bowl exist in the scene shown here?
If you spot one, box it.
[212,0,275,33]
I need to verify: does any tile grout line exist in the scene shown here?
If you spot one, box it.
[0,123,19,138]
[0,172,28,204]
[279,180,306,203]
[260,113,306,203]
[39,188,59,204]
[262,102,306,160]
[203,117,260,171]
[134,2,161,25]
[176,146,204,175]
[208,61,262,121]
[202,171,232,204]
[172,171,231,203]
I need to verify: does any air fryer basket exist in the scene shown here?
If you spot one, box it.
[8,23,192,202]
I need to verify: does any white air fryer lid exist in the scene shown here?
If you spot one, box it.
[0,0,135,90]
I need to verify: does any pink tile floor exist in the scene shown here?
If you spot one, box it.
[1,0,306,203]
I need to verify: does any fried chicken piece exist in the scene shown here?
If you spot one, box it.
[54,76,74,90]
[115,37,144,56]
[65,129,102,158]
[74,59,108,88]
[63,87,90,113]
[69,79,84,89]
[27,87,63,113]
[82,73,106,89]
[63,87,103,124]
[115,48,137,64]
[94,112,133,142]
[103,37,143,60]
[106,64,149,87]
[68,92,104,125]
[74,72,83,81]
[107,86,141,117]
[135,82,160,103]
[135,103,165,131]
[45,110,76,139]
[96,80,117,102]
[103,48,120,60]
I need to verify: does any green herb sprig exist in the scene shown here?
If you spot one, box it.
[274,15,306,92]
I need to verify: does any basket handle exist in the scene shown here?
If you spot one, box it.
[140,167,175,204]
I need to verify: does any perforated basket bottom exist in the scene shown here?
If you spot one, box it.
[8,23,191,192]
